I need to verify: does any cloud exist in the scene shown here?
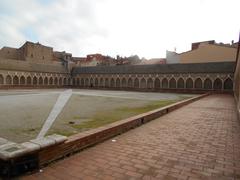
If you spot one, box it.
[0,0,239,58]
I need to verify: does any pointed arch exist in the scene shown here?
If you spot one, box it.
[80,78,84,86]
[33,76,37,85]
[186,78,193,89]
[67,78,71,85]
[27,76,31,85]
[6,75,12,85]
[95,78,99,87]
[20,76,25,85]
[177,78,184,89]
[75,78,79,86]
[122,78,127,88]
[59,77,63,86]
[54,77,58,85]
[63,77,67,85]
[116,78,120,88]
[213,78,222,90]
[49,77,53,85]
[147,78,153,89]
[140,78,146,88]
[90,78,94,87]
[85,78,89,86]
[100,78,104,87]
[110,78,115,87]
[44,77,48,85]
[194,78,202,89]
[105,78,109,87]
[204,78,212,89]
[169,78,176,88]
[0,74,3,84]
[72,78,76,86]
[128,78,133,88]
[162,78,168,88]
[134,78,139,88]
[39,77,43,85]
[13,76,19,85]
[154,78,160,89]
[224,78,233,90]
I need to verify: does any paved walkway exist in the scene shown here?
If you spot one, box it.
[23,94,240,180]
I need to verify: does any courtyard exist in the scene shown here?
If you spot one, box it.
[22,94,240,179]
[0,89,194,143]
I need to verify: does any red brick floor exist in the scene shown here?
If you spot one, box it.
[22,94,240,180]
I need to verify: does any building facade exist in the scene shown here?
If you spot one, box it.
[71,62,234,92]
[0,41,236,92]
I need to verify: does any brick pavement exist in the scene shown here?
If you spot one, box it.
[22,94,240,180]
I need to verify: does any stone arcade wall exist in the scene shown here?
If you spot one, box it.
[72,62,235,92]
[0,59,71,88]
[0,60,235,92]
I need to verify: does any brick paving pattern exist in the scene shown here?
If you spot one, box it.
[23,94,240,180]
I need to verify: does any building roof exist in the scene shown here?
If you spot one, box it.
[72,62,235,75]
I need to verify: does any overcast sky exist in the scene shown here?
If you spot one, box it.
[0,0,239,59]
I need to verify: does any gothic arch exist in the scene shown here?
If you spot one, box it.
[105,78,109,87]
[122,78,127,88]
[224,78,233,90]
[54,77,58,85]
[27,76,31,85]
[59,77,63,86]
[6,75,12,85]
[100,78,104,87]
[89,78,94,87]
[204,78,212,90]
[134,78,139,88]
[67,78,71,85]
[147,78,153,89]
[44,77,48,85]
[0,74,3,84]
[72,78,76,86]
[177,78,184,89]
[13,76,19,85]
[95,78,99,87]
[116,78,120,88]
[154,78,160,89]
[128,78,133,87]
[213,78,222,90]
[63,77,67,85]
[162,78,168,88]
[140,78,146,88]
[194,78,202,89]
[80,78,84,86]
[20,76,25,85]
[85,78,89,86]
[110,78,115,87]
[169,78,176,88]
[39,77,43,85]
[49,77,53,85]
[186,78,193,89]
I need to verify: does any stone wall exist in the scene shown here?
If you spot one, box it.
[234,40,240,116]
[0,69,71,88]
[72,72,233,92]
[0,47,21,60]
[72,62,234,92]
[0,59,235,92]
